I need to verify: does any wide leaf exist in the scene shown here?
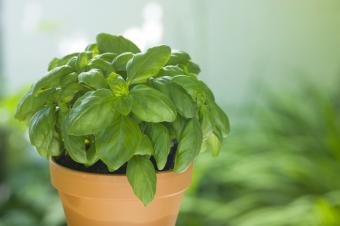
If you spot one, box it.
[96,33,140,54]
[29,106,61,157]
[78,69,108,89]
[96,116,142,171]
[127,156,156,206]
[127,45,171,84]
[130,85,176,122]
[174,118,202,173]
[67,89,115,135]
[145,123,171,170]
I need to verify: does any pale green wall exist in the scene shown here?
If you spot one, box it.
[3,0,340,107]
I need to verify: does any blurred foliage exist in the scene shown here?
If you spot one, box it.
[0,89,65,226]
[1,78,340,226]
[178,80,340,226]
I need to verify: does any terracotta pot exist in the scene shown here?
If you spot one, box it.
[49,160,192,226]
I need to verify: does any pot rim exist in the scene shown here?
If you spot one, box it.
[50,158,186,178]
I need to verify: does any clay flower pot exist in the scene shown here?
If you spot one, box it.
[50,160,193,226]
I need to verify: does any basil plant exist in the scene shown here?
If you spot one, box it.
[15,33,230,205]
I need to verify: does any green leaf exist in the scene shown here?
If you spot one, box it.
[96,116,142,171]
[29,106,61,158]
[209,102,230,137]
[112,52,134,71]
[15,86,55,121]
[174,118,203,173]
[127,156,156,206]
[78,69,108,89]
[96,33,140,54]
[152,77,197,118]
[113,95,133,116]
[127,45,171,84]
[130,85,177,122]
[170,115,187,139]
[185,61,201,74]
[85,43,99,54]
[135,134,154,156]
[201,132,222,157]
[67,89,115,135]
[157,65,185,77]
[76,52,90,72]
[91,52,117,62]
[107,73,129,96]
[58,110,87,163]
[33,65,73,95]
[48,58,60,71]
[87,58,114,75]
[172,75,214,105]
[167,50,191,66]
[145,123,171,170]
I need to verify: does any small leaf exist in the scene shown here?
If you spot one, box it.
[76,52,90,72]
[127,45,171,84]
[174,118,202,173]
[96,33,140,54]
[15,86,55,121]
[201,132,222,157]
[130,85,176,122]
[87,58,114,75]
[157,65,185,77]
[166,50,191,66]
[209,102,230,137]
[67,89,115,135]
[152,77,197,118]
[172,75,214,105]
[96,116,142,171]
[78,69,108,89]
[145,123,171,170]
[107,73,129,96]
[135,134,154,156]
[112,52,134,72]
[127,156,156,206]
[29,106,61,157]
[33,65,73,95]
[113,95,133,116]
[91,52,117,62]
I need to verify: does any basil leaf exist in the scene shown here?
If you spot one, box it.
[172,75,214,105]
[157,65,185,77]
[92,52,117,62]
[127,156,156,206]
[58,110,87,163]
[107,73,129,96]
[126,45,171,84]
[112,52,133,71]
[96,116,142,171]
[174,118,202,173]
[130,85,176,122]
[169,115,187,139]
[48,58,60,71]
[78,69,108,89]
[135,134,154,156]
[185,61,201,74]
[201,132,222,157]
[15,86,55,121]
[33,65,73,95]
[29,106,61,158]
[96,33,140,54]
[113,95,133,116]
[167,50,191,66]
[209,102,230,137]
[76,52,90,72]
[85,43,99,54]
[145,123,171,170]
[87,58,114,75]
[199,105,214,140]
[67,89,115,135]
[152,77,197,118]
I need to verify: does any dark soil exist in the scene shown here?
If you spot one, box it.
[54,143,177,175]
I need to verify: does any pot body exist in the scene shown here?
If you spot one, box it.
[50,160,192,226]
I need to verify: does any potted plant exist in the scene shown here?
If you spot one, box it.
[15,33,230,226]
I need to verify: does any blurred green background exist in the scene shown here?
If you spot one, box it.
[1,0,340,225]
